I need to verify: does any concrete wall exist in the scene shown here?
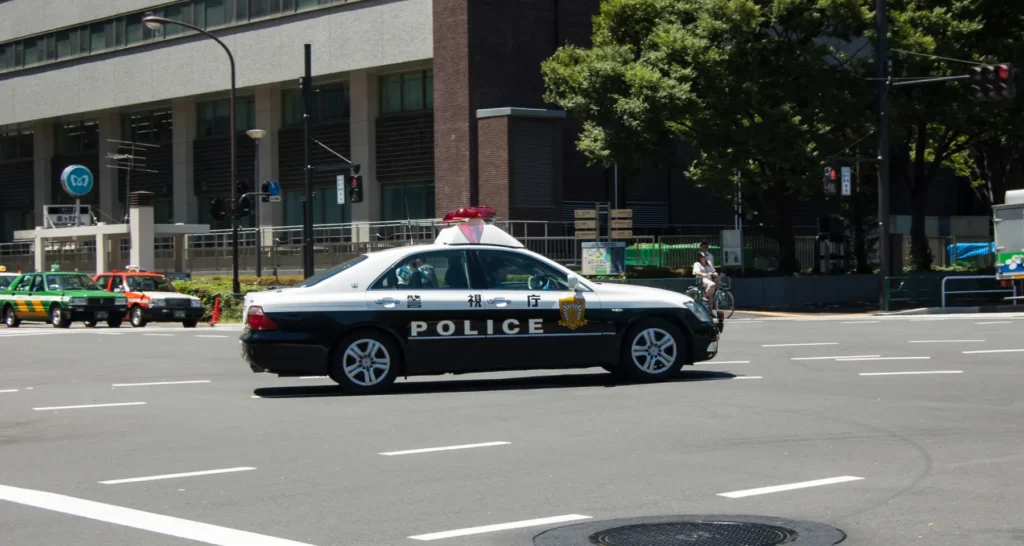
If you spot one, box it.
[0,0,433,126]
[0,0,162,43]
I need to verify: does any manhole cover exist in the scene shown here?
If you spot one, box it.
[535,516,845,546]
[590,521,797,546]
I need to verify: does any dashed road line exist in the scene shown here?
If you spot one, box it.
[840,320,880,324]
[718,476,864,498]
[835,356,931,361]
[33,402,146,411]
[859,371,963,376]
[380,441,511,456]
[99,467,256,485]
[791,355,880,361]
[0,389,18,393]
[963,348,1024,354]
[908,339,984,344]
[695,360,750,365]
[761,342,839,348]
[409,514,592,541]
[0,484,316,545]
[196,335,229,339]
[144,333,175,337]
[734,376,763,379]
[112,380,211,387]
[975,321,1012,325]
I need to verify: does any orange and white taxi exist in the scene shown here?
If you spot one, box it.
[93,268,203,327]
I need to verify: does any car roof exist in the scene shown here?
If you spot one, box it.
[99,271,164,277]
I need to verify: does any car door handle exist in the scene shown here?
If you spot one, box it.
[487,297,511,305]
[374,298,401,305]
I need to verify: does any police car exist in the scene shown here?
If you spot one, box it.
[241,206,724,393]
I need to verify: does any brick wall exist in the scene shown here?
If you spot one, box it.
[433,0,474,214]
[477,116,510,218]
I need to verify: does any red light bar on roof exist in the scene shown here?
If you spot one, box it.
[442,206,496,223]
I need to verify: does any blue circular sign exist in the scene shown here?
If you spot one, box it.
[60,165,94,198]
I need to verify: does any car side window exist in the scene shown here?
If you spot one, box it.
[371,250,472,290]
[475,250,570,291]
[110,276,124,292]
[15,276,34,292]
[95,276,110,291]
[36,276,49,292]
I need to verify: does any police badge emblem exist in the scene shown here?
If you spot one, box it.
[558,295,588,330]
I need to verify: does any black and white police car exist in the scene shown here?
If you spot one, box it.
[241,206,724,393]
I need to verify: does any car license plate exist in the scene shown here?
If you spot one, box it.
[173,310,186,319]
[95,311,108,320]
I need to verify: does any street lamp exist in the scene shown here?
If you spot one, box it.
[246,129,267,277]
[143,12,241,295]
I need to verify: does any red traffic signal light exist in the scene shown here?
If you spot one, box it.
[209,198,228,221]
[348,175,364,204]
[970,63,1015,101]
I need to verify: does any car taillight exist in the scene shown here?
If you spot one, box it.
[246,306,277,331]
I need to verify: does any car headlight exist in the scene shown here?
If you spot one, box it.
[684,300,714,324]
[115,298,127,306]
[149,299,165,308]
[190,299,202,308]
[68,297,86,306]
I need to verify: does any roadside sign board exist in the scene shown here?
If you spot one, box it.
[575,230,597,240]
[721,229,742,266]
[60,165,94,198]
[336,175,346,205]
[268,195,282,203]
[574,209,597,219]
[574,219,597,229]
[610,219,632,229]
[610,229,633,239]
[841,167,852,196]
[610,209,633,218]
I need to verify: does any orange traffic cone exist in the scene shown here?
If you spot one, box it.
[209,297,221,326]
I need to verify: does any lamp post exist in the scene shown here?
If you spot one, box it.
[144,13,241,294]
[246,129,267,277]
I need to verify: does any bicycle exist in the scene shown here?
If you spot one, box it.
[685,274,735,319]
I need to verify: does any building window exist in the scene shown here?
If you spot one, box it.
[55,121,99,154]
[126,13,144,45]
[282,82,350,127]
[380,182,435,221]
[204,0,229,28]
[0,44,12,70]
[154,199,174,224]
[163,4,190,37]
[2,212,33,243]
[380,70,433,115]
[284,188,349,226]
[0,130,34,162]
[297,0,320,10]
[22,37,41,66]
[55,30,74,59]
[122,108,174,145]
[89,23,106,53]
[197,96,255,138]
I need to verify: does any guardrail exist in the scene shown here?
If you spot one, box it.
[941,275,1018,308]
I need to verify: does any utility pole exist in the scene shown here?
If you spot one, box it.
[301,44,314,278]
[876,0,892,311]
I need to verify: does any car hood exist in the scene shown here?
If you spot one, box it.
[140,291,198,300]
[62,289,125,297]
[588,281,695,305]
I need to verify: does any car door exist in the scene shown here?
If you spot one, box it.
[471,249,612,369]
[12,275,37,318]
[365,249,485,374]
[31,275,51,319]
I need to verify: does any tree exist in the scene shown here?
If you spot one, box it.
[543,0,872,273]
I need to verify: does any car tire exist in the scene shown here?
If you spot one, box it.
[50,305,71,329]
[329,330,401,394]
[129,306,147,328]
[83,320,97,328]
[619,318,687,382]
[107,317,123,328]
[182,320,198,328]
[3,305,20,328]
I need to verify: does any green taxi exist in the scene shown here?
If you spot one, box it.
[0,269,129,328]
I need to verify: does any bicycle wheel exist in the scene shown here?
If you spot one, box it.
[716,290,735,318]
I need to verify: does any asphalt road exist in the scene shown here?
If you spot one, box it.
[1,313,1023,546]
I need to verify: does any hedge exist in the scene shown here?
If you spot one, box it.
[172,275,304,323]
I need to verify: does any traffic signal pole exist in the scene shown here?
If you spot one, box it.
[302,44,314,278]
[876,0,892,312]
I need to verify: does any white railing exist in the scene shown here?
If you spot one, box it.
[941,275,1018,308]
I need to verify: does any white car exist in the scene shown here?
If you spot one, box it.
[241,206,724,393]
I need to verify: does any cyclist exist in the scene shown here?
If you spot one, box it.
[693,251,718,303]
[699,241,714,267]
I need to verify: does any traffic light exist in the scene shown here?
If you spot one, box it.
[235,196,252,219]
[209,198,228,222]
[236,178,250,197]
[260,181,271,203]
[349,174,364,203]
[823,160,838,196]
[969,63,1015,101]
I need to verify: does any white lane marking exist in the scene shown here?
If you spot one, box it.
[840,320,880,324]
[95,332,123,335]
[835,356,931,361]
[380,441,511,456]
[299,376,328,379]
[196,335,228,339]
[975,321,1012,325]
[963,348,1024,354]
[718,476,864,498]
[860,371,963,376]
[112,380,211,387]
[761,342,839,347]
[0,483,316,545]
[791,355,880,361]
[34,402,146,411]
[144,333,175,337]
[908,339,984,344]
[409,514,592,541]
[100,467,256,485]
[0,389,18,393]
[695,360,751,365]
[735,376,763,379]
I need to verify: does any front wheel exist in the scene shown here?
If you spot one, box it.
[329,330,400,394]
[129,306,147,328]
[619,318,687,382]
[50,305,71,329]
[107,317,123,328]
[716,290,735,319]
[3,305,20,328]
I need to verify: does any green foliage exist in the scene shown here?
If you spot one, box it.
[171,276,305,322]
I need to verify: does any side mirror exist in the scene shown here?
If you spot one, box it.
[566,273,580,291]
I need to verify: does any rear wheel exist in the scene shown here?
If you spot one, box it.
[182,319,198,328]
[619,318,686,382]
[129,306,147,328]
[50,305,71,329]
[107,317,123,328]
[3,305,20,328]
[329,330,400,394]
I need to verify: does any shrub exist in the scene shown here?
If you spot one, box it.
[172,275,305,322]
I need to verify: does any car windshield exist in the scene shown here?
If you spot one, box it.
[127,276,177,292]
[47,274,98,291]
[297,255,369,287]
[0,276,14,290]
